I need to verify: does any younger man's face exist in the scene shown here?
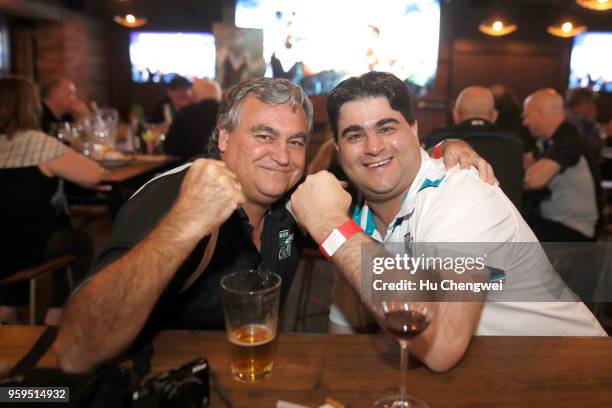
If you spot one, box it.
[335,96,421,204]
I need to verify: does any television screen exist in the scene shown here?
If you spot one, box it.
[129,32,216,83]
[235,0,440,96]
[569,32,612,92]
[0,16,9,76]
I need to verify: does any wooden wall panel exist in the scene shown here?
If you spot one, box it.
[449,38,571,102]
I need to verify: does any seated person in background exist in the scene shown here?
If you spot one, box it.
[0,76,105,325]
[523,89,601,242]
[565,87,604,156]
[290,72,605,372]
[149,75,193,127]
[39,78,90,134]
[54,76,494,373]
[426,86,524,209]
[163,79,222,161]
[489,84,523,134]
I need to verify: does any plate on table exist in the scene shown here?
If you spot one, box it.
[97,152,132,168]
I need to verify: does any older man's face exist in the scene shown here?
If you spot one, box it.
[219,95,308,206]
[51,80,78,115]
[522,101,546,138]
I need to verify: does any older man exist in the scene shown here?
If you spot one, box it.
[55,77,492,373]
[523,89,600,241]
[55,78,310,373]
[291,72,605,373]
[40,78,90,134]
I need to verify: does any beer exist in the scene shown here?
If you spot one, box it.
[229,324,277,383]
[221,269,281,383]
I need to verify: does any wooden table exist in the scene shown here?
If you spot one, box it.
[99,155,179,184]
[88,155,179,217]
[1,326,611,407]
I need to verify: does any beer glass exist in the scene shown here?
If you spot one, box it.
[220,269,281,383]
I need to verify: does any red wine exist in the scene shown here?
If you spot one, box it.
[383,310,430,339]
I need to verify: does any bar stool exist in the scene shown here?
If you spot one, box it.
[294,248,328,331]
[0,255,76,324]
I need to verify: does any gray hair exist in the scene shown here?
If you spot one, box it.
[208,77,313,154]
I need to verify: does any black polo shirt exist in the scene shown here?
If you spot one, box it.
[86,160,303,333]
[40,102,74,134]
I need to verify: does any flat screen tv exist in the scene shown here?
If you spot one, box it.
[0,16,10,76]
[235,0,440,96]
[129,32,215,83]
[569,32,612,92]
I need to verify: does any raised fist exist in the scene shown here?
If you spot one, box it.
[170,159,246,240]
[291,171,351,244]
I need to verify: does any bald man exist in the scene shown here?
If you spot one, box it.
[426,86,524,208]
[523,88,600,242]
[453,86,498,124]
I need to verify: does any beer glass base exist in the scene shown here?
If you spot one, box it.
[232,369,273,383]
[373,396,429,408]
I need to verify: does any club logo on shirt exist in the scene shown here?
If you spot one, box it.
[404,231,414,257]
[278,229,294,260]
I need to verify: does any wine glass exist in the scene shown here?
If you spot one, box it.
[372,301,438,408]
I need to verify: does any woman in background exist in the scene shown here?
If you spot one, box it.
[0,76,105,325]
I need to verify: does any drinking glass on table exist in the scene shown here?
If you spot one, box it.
[142,128,164,155]
[220,269,281,383]
[372,300,438,408]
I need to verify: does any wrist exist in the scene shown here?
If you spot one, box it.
[319,219,361,259]
[163,205,215,244]
[310,214,351,245]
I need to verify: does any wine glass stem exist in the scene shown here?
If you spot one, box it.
[399,341,409,402]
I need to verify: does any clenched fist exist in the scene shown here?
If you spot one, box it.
[290,171,352,244]
[167,159,246,241]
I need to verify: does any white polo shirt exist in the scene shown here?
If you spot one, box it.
[330,149,606,336]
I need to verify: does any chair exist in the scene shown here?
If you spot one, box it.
[426,131,524,210]
[0,255,76,324]
[294,248,328,331]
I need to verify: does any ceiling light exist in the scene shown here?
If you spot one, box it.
[479,18,518,37]
[576,0,612,11]
[113,14,147,28]
[547,20,587,38]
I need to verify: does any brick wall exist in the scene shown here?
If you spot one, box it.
[34,10,109,105]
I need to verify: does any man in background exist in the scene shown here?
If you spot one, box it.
[427,86,523,208]
[523,88,600,241]
[39,78,90,134]
[565,87,604,156]
[149,75,193,125]
[163,78,222,161]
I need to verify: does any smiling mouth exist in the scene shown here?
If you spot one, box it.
[364,158,392,168]
[258,166,292,173]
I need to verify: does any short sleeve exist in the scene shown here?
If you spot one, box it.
[542,131,581,171]
[0,130,68,168]
[77,166,187,287]
[37,133,69,163]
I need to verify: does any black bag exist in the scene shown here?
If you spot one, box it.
[0,326,149,407]
[1,326,211,408]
